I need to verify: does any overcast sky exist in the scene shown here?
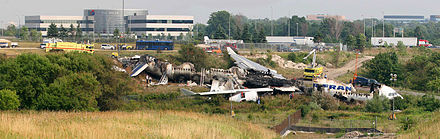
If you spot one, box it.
[1,0,440,26]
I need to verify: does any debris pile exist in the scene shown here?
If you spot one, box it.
[342,131,363,138]
[118,54,297,89]
[271,55,307,69]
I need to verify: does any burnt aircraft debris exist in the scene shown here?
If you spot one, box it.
[118,54,296,89]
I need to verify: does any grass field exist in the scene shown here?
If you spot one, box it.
[0,111,277,139]
[398,111,440,139]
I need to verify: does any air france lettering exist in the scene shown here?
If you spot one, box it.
[313,83,352,91]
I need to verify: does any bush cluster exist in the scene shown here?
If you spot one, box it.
[0,53,133,111]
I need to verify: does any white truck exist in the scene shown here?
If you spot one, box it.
[41,38,63,49]
[371,37,417,47]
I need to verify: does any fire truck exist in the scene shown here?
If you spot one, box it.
[418,39,433,47]
[45,42,95,54]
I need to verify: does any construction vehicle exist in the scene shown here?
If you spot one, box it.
[45,42,94,54]
[303,49,323,80]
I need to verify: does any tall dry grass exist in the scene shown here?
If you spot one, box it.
[398,112,440,139]
[0,111,276,139]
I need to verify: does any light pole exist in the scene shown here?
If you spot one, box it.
[18,16,21,39]
[390,73,397,120]
[371,18,374,38]
[296,23,299,36]
[119,0,125,54]
[287,18,290,36]
[271,6,273,36]
[362,15,365,36]
[1,21,3,37]
[288,11,291,37]
[228,13,231,40]
[382,12,385,37]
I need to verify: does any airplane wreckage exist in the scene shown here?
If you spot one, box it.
[117,47,402,102]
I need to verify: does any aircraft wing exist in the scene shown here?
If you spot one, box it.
[226,47,285,79]
[130,62,149,77]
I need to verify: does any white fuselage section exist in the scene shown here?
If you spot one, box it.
[229,91,259,102]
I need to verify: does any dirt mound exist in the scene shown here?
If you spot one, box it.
[271,55,307,69]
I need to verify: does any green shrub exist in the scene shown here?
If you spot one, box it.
[311,113,319,123]
[0,89,20,110]
[299,105,311,117]
[400,117,415,131]
[312,92,339,110]
[36,73,101,111]
[365,96,390,113]
[417,95,440,112]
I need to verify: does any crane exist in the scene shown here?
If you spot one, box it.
[303,49,317,68]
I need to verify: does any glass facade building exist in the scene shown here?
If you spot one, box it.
[84,9,148,34]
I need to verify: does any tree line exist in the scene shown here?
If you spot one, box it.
[195,11,440,46]
[2,11,439,45]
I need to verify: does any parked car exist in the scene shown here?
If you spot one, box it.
[120,45,133,50]
[354,77,379,87]
[101,44,115,50]
[277,46,300,52]
[40,43,47,49]
[11,42,18,48]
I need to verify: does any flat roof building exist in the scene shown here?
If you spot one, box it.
[127,15,194,37]
[430,15,440,22]
[384,15,426,23]
[25,9,194,38]
[306,14,347,21]
[25,16,94,36]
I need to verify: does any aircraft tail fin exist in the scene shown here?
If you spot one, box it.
[180,88,198,96]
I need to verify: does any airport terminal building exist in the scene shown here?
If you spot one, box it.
[25,9,194,37]
[25,16,94,36]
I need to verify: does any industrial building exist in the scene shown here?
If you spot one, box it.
[266,36,314,46]
[24,16,94,36]
[25,9,193,37]
[306,14,347,21]
[384,15,426,23]
[371,37,418,47]
[430,15,440,22]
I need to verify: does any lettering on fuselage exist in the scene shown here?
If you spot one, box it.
[313,83,352,91]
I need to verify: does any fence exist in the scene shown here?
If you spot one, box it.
[296,119,375,129]
[273,110,302,134]
[235,43,346,52]
[274,110,381,135]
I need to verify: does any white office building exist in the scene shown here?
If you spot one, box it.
[25,9,194,38]
[25,16,94,36]
[127,15,194,37]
